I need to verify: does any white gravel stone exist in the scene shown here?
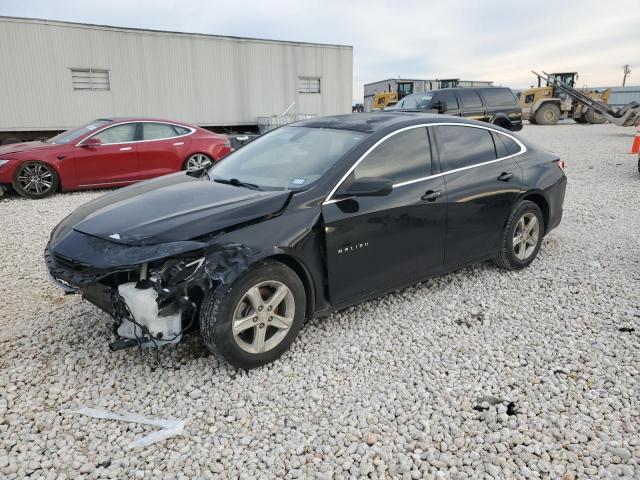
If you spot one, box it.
[1,122,639,478]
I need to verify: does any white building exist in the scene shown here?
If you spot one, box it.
[0,16,353,142]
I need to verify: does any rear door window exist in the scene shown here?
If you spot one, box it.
[173,125,192,136]
[142,122,179,141]
[457,89,483,109]
[492,131,522,156]
[458,88,482,110]
[354,127,431,184]
[479,88,518,107]
[435,125,497,171]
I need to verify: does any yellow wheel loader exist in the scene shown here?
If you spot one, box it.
[520,71,640,126]
[372,91,399,110]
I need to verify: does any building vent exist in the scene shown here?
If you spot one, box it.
[71,69,110,91]
[298,76,321,93]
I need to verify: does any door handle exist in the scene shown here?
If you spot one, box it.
[498,172,514,182]
[119,147,132,151]
[421,190,441,201]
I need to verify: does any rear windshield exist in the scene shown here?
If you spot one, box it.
[210,126,367,190]
[47,119,112,144]
[479,88,518,107]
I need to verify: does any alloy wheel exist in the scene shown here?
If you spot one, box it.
[17,164,54,195]
[232,281,295,354]
[512,212,540,260]
[186,154,212,171]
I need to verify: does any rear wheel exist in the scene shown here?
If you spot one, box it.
[199,260,306,369]
[493,200,544,270]
[183,153,212,171]
[534,103,561,125]
[585,109,606,124]
[13,161,59,199]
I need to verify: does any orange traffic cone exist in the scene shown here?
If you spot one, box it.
[631,126,640,154]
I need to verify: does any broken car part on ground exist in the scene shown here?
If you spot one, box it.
[45,112,566,369]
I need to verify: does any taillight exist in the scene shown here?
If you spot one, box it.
[555,159,566,171]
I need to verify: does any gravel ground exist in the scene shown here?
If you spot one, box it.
[1,122,639,479]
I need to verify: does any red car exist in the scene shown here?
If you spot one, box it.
[0,118,232,199]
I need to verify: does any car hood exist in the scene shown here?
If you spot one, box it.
[61,173,290,246]
[0,141,61,156]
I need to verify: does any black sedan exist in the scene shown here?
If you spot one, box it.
[46,112,567,369]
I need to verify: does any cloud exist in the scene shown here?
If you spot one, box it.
[1,0,638,102]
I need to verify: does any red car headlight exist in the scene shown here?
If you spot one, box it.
[0,159,12,168]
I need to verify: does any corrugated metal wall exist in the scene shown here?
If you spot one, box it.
[0,17,353,131]
[605,86,640,108]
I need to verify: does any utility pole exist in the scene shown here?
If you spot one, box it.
[622,64,630,87]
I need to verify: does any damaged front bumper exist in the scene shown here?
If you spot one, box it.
[45,231,253,352]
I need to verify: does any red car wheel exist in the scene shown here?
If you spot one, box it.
[183,153,213,171]
[13,161,60,199]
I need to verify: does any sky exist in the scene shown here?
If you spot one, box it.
[1,0,638,103]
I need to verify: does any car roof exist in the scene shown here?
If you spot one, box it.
[294,112,483,133]
[403,86,511,96]
[96,117,197,127]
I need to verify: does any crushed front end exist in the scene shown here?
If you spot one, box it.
[45,229,211,352]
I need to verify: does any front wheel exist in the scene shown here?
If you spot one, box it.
[183,153,212,171]
[534,103,561,125]
[13,161,59,199]
[493,200,544,270]
[199,260,306,369]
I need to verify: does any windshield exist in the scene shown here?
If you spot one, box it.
[395,93,434,110]
[210,126,367,190]
[47,119,113,144]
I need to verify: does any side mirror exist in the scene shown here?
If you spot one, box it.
[432,100,448,113]
[80,137,102,148]
[336,177,393,198]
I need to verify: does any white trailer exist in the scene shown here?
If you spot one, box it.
[0,16,353,144]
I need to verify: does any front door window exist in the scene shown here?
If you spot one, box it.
[92,123,138,144]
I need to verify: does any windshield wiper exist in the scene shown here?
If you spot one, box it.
[214,177,262,191]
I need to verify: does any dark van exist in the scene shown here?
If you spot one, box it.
[390,87,523,131]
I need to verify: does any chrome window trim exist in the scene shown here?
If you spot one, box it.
[74,120,196,147]
[322,122,527,205]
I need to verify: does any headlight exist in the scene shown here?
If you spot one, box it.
[0,160,10,167]
[150,257,205,287]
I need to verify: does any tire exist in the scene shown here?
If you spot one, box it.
[534,103,561,125]
[200,260,306,369]
[584,109,606,124]
[637,156,640,177]
[12,161,59,199]
[528,117,537,125]
[183,153,213,171]
[493,200,544,271]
